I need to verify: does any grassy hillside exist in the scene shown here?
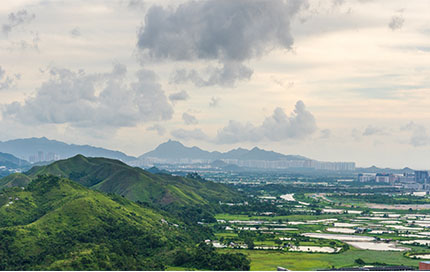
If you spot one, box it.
[0,175,249,270]
[0,173,31,188]
[24,155,240,206]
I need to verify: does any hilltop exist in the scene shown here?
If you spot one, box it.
[4,155,240,206]
[0,175,249,270]
[140,139,308,161]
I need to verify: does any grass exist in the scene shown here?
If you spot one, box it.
[219,248,421,271]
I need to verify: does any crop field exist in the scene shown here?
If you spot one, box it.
[210,192,430,270]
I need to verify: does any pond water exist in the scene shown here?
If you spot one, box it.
[326,228,356,234]
[369,230,394,234]
[302,233,374,241]
[410,254,430,259]
[289,246,340,253]
[334,222,358,227]
[381,220,402,224]
[323,208,343,214]
[386,225,423,231]
[367,203,430,210]
[347,241,409,251]
[280,194,295,201]
[401,240,430,245]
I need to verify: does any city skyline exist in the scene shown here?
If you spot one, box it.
[1,0,430,168]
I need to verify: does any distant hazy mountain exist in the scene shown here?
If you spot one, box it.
[0,137,136,162]
[0,152,31,169]
[356,166,415,174]
[141,139,221,160]
[140,139,308,161]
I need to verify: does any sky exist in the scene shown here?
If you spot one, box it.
[1,0,430,169]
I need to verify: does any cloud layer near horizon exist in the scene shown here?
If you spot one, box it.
[215,101,317,144]
[3,64,173,128]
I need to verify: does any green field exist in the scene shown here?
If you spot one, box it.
[219,248,421,271]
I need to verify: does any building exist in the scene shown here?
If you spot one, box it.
[415,171,429,183]
[419,261,430,270]
[358,173,376,182]
[375,173,391,183]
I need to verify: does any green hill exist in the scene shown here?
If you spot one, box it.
[0,175,249,270]
[0,175,188,270]
[23,155,239,206]
[0,173,31,188]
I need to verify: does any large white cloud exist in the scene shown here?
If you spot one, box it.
[215,100,317,144]
[2,64,173,129]
[137,0,305,86]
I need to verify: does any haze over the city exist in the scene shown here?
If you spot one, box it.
[1,0,430,169]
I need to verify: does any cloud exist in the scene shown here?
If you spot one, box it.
[320,129,331,139]
[168,90,189,102]
[0,66,19,90]
[182,112,198,125]
[137,0,305,86]
[70,27,81,37]
[2,9,36,36]
[401,122,430,147]
[171,62,253,87]
[128,0,146,10]
[171,128,208,141]
[147,124,166,135]
[215,100,317,144]
[362,125,386,136]
[2,64,173,129]
[389,15,404,31]
[351,128,361,141]
[209,97,220,107]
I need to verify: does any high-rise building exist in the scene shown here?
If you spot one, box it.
[415,171,429,183]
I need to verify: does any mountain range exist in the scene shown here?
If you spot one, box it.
[140,139,308,161]
[0,137,136,162]
[0,137,307,164]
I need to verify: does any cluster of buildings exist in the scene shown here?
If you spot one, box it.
[220,159,355,171]
[358,171,430,190]
[28,151,60,163]
[138,157,356,171]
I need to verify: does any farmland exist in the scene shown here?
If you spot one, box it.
[201,175,430,271]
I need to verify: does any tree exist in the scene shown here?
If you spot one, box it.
[355,258,365,265]
[244,237,254,250]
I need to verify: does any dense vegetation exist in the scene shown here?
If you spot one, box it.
[21,155,241,206]
[0,175,250,270]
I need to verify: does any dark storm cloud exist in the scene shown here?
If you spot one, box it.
[215,100,317,144]
[2,64,173,129]
[137,0,305,86]
[2,9,36,36]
